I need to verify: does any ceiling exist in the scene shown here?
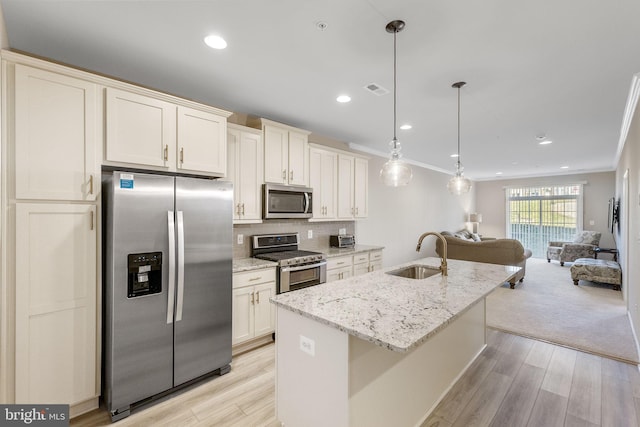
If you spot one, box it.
[2,0,639,180]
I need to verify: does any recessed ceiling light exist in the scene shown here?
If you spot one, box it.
[204,34,227,49]
[400,124,412,130]
[450,154,459,158]
[560,165,569,169]
[336,95,351,103]
[496,171,503,175]
[539,140,553,145]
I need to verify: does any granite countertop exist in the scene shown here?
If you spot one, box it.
[322,244,385,258]
[270,257,519,353]
[233,257,277,273]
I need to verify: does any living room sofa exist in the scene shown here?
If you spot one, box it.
[435,230,532,288]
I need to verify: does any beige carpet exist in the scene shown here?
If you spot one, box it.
[487,257,639,364]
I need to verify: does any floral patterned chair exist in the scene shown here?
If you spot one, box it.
[546,230,602,266]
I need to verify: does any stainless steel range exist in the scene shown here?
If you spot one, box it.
[252,233,327,293]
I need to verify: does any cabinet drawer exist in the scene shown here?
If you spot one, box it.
[369,250,383,262]
[327,255,353,270]
[353,253,369,264]
[233,268,276,289]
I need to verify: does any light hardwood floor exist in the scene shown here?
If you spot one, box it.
[73,329,640,427]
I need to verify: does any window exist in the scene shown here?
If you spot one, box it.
[506,184,583,258]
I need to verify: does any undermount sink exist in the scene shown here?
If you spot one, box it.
[386,265,442,280]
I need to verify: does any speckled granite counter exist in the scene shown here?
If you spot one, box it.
[322,244,384,258]
[232,257,276,273]
[271,257,518,353]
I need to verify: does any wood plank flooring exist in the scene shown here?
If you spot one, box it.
[73,329,640,427]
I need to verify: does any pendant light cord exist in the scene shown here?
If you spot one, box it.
[392,28,397,147]
[457,84,461,167]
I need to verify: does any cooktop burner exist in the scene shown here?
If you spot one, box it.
[251,233,325,266]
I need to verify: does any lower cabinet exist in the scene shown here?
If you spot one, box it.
[327,255,353,282]
[15,203,98,410]
[232,268,276,349]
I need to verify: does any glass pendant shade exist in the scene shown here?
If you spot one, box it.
[447,164,472,195]
[380,138,412,187]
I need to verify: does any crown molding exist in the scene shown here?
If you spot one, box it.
[615,73,640,166]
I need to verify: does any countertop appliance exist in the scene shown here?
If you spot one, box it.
[102,171,233,421]
[263,183,313,219]
[330,234,356,248]
[252,233,326,293]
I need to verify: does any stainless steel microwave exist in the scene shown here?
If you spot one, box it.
[263,183,313,219]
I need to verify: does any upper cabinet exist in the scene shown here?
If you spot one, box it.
[337,153,368,220]
[249,118,310,186]
[309,145,338,220]
[14,64,98,201]
[227,124,263,223]
[105,88,230,177]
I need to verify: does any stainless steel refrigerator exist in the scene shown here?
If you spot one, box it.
[102,171,233,421]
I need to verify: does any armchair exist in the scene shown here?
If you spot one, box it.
[546,231,601,266]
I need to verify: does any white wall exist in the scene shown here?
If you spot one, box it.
[475,171,616,251]
[615,97,640,342]
[356,155,475,268]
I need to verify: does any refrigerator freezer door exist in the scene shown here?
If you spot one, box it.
[173,177,233,385]
[103,172,175,413]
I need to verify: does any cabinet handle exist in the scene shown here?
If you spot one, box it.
[337,261,345,265]
[351,207,354,215]
[251,291,255,305]
[355,207,359,216]
[90,211,94,231]
[180,147,184,164]
[89,175,94,195]
[289,170,293,181]
[236,203,241,215]
[282,170,287,180]
[256,291,260,304]
[241,203,245,215]
[249,276,262,282]
[164,144,169,161]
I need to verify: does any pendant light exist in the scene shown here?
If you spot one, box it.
[379,20,413,187]
[447,81,472,195]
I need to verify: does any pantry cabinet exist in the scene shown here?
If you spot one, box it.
[227,124,263,222]
[105,88,229,176]
[14,64,98,201]
[232,268,276,346]
[249,118,310,186]
[15,203,97,406]
[309,145,338,220]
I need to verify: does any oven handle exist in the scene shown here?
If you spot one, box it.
[280,260,327,273]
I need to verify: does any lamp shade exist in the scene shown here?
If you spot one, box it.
[469,213,482,223]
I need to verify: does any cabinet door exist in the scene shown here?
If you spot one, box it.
[237,130,263,221]
[15,203,97,404]
[263,125,288,184]
[177,106,226,176]
[337,154,355,219]
[226,128,241,219]
[14,64,97,201]
[253,282,275,337]
[288,131,309,186]
[232,286,255,345]
[328,266,353,283]
[105,87,176,169]
[309,148,324,218]
[354,157,368,218]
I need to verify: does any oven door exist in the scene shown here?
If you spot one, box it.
[279,260,327,293]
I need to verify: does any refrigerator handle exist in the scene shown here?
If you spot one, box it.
[167,211,176,324]
[176,211,185,322]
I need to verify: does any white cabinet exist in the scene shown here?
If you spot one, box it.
[14,64,98,201]
[369,250,384,272]
[327,255,353,282]
[15,203,97,405]
[338,153,369,219]
[105,88,229,176]
[309,146,338,220]
[227,124,263,222]
[353,253,370,276]
[232,268,276,346]
[250,119,310,186]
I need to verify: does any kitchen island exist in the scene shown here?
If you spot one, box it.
[270,257,519,427]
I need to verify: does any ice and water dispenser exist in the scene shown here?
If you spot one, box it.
[127,252,162,298]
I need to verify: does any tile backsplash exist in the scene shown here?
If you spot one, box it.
[233,220,355,259]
